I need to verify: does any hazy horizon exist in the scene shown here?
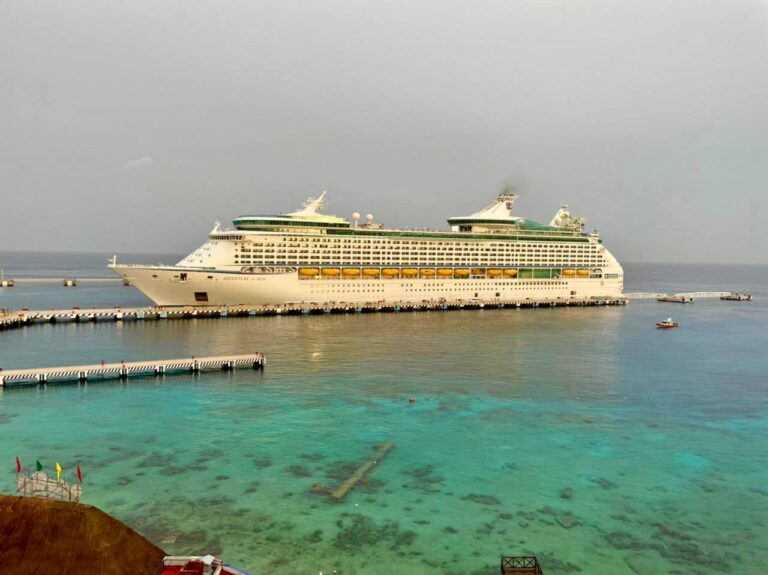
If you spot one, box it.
[2,0,767,263]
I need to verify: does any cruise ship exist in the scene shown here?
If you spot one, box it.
[109,192,624,306]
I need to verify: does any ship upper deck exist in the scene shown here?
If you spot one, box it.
[230,192,592,242]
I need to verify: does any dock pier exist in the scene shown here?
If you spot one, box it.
[624,291,734,300]
[0,353,265,387]
[0,297,627,332]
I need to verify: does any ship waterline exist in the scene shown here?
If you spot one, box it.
[109,265,619,307]
[111,192,624,306]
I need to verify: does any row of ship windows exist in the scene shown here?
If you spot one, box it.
[235,262,606,267]
[236,263,605,267]
[309,285,567,293]
[309,279,575,286]
[234,257,606,262]
[249,237,583,246]
[224,241,594,250]
[235,253,603,258]
[237,244,596,250]
[238,250,596,255]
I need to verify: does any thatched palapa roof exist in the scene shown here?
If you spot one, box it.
[0,494,165,575]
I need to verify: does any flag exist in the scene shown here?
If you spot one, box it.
[76,465,83,483]
[15,457,21,474]
[36,460,43,472]
[55,462,62,481]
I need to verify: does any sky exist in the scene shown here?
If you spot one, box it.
[1,0,767,263]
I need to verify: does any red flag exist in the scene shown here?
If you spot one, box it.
[76,465,83,483]
[15,457,21,474]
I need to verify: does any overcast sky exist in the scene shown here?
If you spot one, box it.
[1,0,767,263]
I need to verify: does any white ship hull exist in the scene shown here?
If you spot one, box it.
[111,265,623,307]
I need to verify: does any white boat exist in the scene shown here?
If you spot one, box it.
[110,192,624,306]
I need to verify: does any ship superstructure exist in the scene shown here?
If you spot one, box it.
[110,192,623,306]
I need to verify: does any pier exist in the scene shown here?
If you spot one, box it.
[624,291,733,300]
[0,297,627,331]
[0,354,265,387]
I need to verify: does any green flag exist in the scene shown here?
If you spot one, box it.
[36,460,43,472]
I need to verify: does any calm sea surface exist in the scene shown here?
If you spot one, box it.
[0,253,766,574]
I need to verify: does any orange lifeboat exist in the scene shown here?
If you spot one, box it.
[298,268,319,277]
[401,268,418,277]
[487,269,503,277]
[503,269,518,277]
[471,268,486,276]
[437,268,453,277]
[342,268,361,277]
[382,268,400,277]
[454,268,470,277]
[577,269,590,277]
[419,269,436,277]
[562,269,577,277]
[321,268,341,277]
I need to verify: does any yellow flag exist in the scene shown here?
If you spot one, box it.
[55,462,62,481]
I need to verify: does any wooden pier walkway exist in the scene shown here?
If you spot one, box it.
[0,354,265,387]
[0,297,627,332]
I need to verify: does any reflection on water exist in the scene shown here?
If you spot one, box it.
[0,260,767,574]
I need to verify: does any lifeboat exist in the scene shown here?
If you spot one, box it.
[298,268,319,277]
[419,269,436,277]
[471,268,486,276]
[577,269,590,277]
[382,268,400,277]
[454,268,470,277]
[321,268,341,277]
[487,269,503,277]
[562,269,577,276]
[437,268,453,277]
[503,269,518,277]
[362,268,380,277]
[401,268,418,277]
[342,268,361,277]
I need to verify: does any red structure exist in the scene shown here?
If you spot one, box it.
[501,556,544,575]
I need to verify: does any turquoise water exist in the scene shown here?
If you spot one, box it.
[1,258,767,574]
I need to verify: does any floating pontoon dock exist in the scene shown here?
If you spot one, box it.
[0,354,265,387]
[0,297,626,331]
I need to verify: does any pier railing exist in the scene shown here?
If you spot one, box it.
[0,297,627,332]
[17,472,82,503]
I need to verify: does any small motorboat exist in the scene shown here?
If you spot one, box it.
[160,555,253,575]
[656,318,679,329]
